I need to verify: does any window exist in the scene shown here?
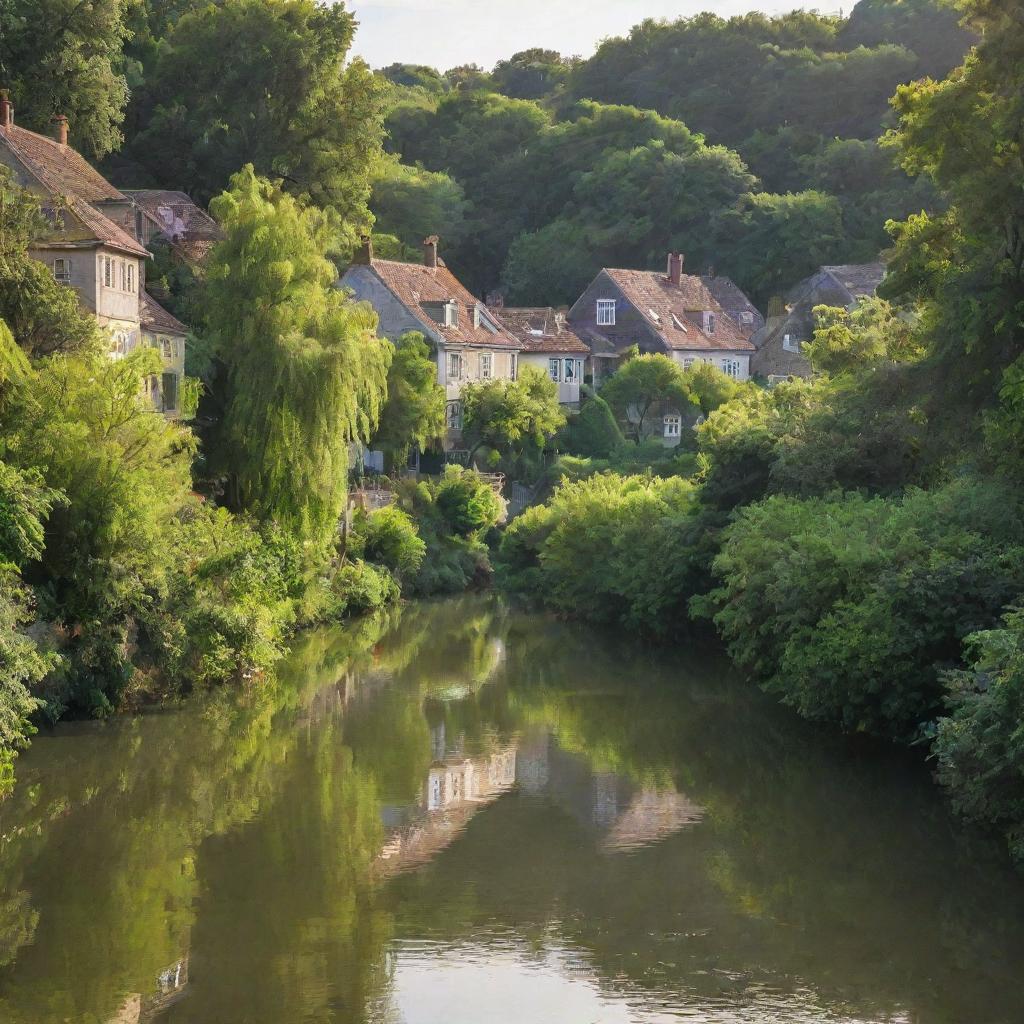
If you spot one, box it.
[663,415,681,438]
[102,256,112,287]
[447,352,462,381]
[740,311,754,326]
[52,258,71,282]
[510,353,517,380]
[564,358,576,381]
[112,331,129,358]
[548,358,561,382]
[783,333,798,353]
[682,357,695,371]
[481,353,492,379]
[127,263,135,292]
[445,401,462,430]
[703,312,716,334]
[161,338,173,359]
[596,299,616,326]
[721,357,741,378]
[445,301,459,328]
[161,372,179,413]
[120,261,127,291]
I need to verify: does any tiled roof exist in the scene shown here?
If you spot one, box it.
[367,258,520,350]
[701,275,762,336]
[821,263,887,300]
[140,290,187,336]
[39,195,149,257]
[603,268,755,352]
[125,190,223,241]
[0,124,125,203]
[489,306,589,353]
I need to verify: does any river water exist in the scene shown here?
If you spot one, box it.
[1,596,1023,1024]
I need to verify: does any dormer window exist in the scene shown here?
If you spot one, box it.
[671,313,687,333]
[703,311,716,334]
[473,305,482,329]
[423,299,459,328]
[596,299,616,326]
[52,257,71,282]
[740,311,754,326]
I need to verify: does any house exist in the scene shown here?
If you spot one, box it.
[567,253,757,443]
[123,189,223,268]
[751,263,887,381]
[486,302,590,405]
[140,290,188,418]
[339,236,521,443]
[568,254,757,384]
[0,90,190,418]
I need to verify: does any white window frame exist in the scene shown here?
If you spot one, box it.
[721,357,741,379]
[596,299,616,326]
[663,414,682,438]
[127,263,135,293]
[447,351,462,381]
[782,333,798,353]
[445,400,462,430]
[120,261,127,291]
[704,311,716,334]
[682,357,695,370]
[510,353,517,380]
[548,357,561,382]
[102,255,112,288]
[161,337,173,360]
[53,257,71,282]
[564,358,577,382]
[740,311,754,326]
[480,352,493,379]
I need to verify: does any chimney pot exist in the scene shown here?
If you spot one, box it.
[53,114,68,146]
[667,252,684,286]
[353,234,373,265]
[423,234,439,269]
[0,90,13,129]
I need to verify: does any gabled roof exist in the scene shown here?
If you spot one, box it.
[124,190,223,242]
[489,306,589,354]
[0,123,125,203]
[819,263,887,302]
[701,274,762,335]
[140,290,187,336]
[38,195,149,257]
[361,258,520,350]
[602,268,754,352]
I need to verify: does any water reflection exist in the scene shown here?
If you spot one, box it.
[0,596,1022,1023]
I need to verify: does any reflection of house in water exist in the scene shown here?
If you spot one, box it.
[105,957,190,1023]
[376,744,519,878]
[516,732,703,853]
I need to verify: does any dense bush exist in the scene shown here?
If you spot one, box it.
[698,481,1024,739]
[356,505,426,582]
[563,391,625,458]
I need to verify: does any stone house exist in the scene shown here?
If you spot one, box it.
[140,291,188,418]
[702,272,765,338]
[339,236,521,445]
[486,303,589,405]
[567,253,757,443]
[124,189,224,267]
[0,91,191,418]
[751,263,887,381]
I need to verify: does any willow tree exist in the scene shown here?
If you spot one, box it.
[207,167,390,555]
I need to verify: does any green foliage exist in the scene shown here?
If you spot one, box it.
[700,481,1024,739]
[684,361,743,418]
[564,391,624,458]
[326,559,399,618]
[497,473,706,634]
[122,0,383,229]
[371,332,446,473]
[600,354,693,443]
[0,0,130,157]
[207,167,390,554]
[434,466,503,538]
[936,608,1024,863]
[805,297,922,375]
[491,49,577,100]
[460,365,565,466]
[357,505,426,582]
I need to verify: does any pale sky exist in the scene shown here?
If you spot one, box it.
[349,0,804,72]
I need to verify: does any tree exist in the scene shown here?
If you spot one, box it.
[0,169,100,357]
[600,354,694,443]
[684,361,742,417]
[491,49,577,100]
[565,391,624,458]
[0,0,130,157]
[371,332,446,473]
[460,366,565,463]
[804,297,921,375]
[207,167,391,555]
[122,0,383,233]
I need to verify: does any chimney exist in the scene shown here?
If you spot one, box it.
[0,90,13,129]
[52,114,68,145]
[423,234,439,269]
[667,252,684,286]
[353,234,373,265]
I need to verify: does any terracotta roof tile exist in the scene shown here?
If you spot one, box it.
[604,268,754,352]
[489,306,589,353]
[0,124,125,203]
[367,258,520,350]
[140,291,187,336]
[701,275,762,337]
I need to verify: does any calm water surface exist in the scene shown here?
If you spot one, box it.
[1,596,1023,1024]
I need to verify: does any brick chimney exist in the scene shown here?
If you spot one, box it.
[0,90,13,129]
[353,234,373,265]
[423,234,439,269]
[52,114,68,145]
[667,252,684,286]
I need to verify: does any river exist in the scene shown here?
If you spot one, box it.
[0,596,1022,1023]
